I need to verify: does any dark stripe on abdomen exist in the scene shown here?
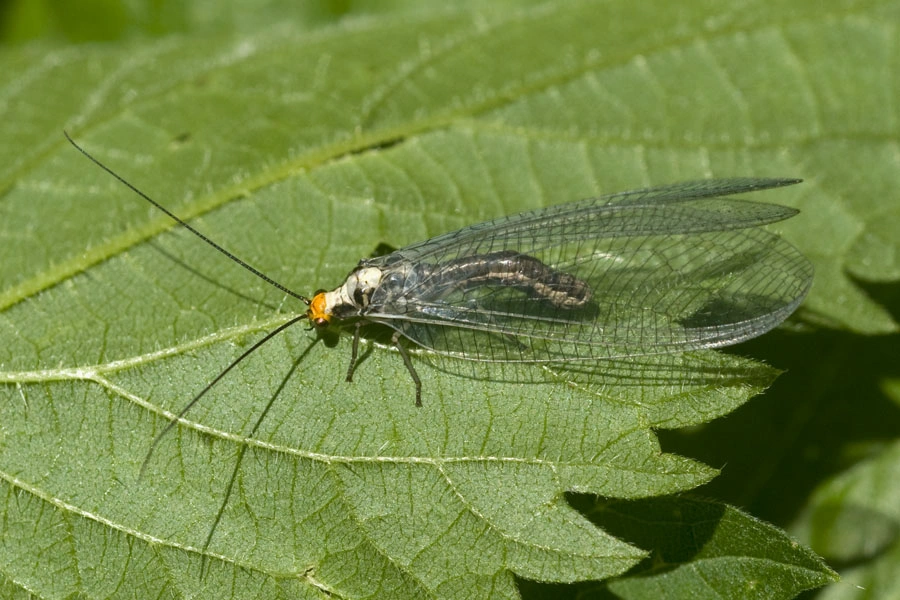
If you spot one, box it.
[428,250,592,308]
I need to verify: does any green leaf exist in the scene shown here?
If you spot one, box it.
[4,0,892,597]
[587,497,838,599]
[658,328,900,600]
[793,439,900,599]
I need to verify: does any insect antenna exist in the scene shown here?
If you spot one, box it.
[63,131,310,304]
[139,313,309,478]
[198,335,320,578]
[63,132,314,470]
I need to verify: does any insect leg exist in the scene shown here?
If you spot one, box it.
[345,321,362,383]
[392,331,422,407]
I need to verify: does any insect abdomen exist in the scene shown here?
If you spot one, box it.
[429,250,592,308]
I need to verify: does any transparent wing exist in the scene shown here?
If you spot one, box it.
[379,178,803,263]
[364,178,813,362]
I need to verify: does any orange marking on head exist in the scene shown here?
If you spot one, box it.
[307,292,331,327]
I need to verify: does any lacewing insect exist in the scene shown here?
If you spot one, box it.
[67,133,814,408]
[66,132,813,555]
